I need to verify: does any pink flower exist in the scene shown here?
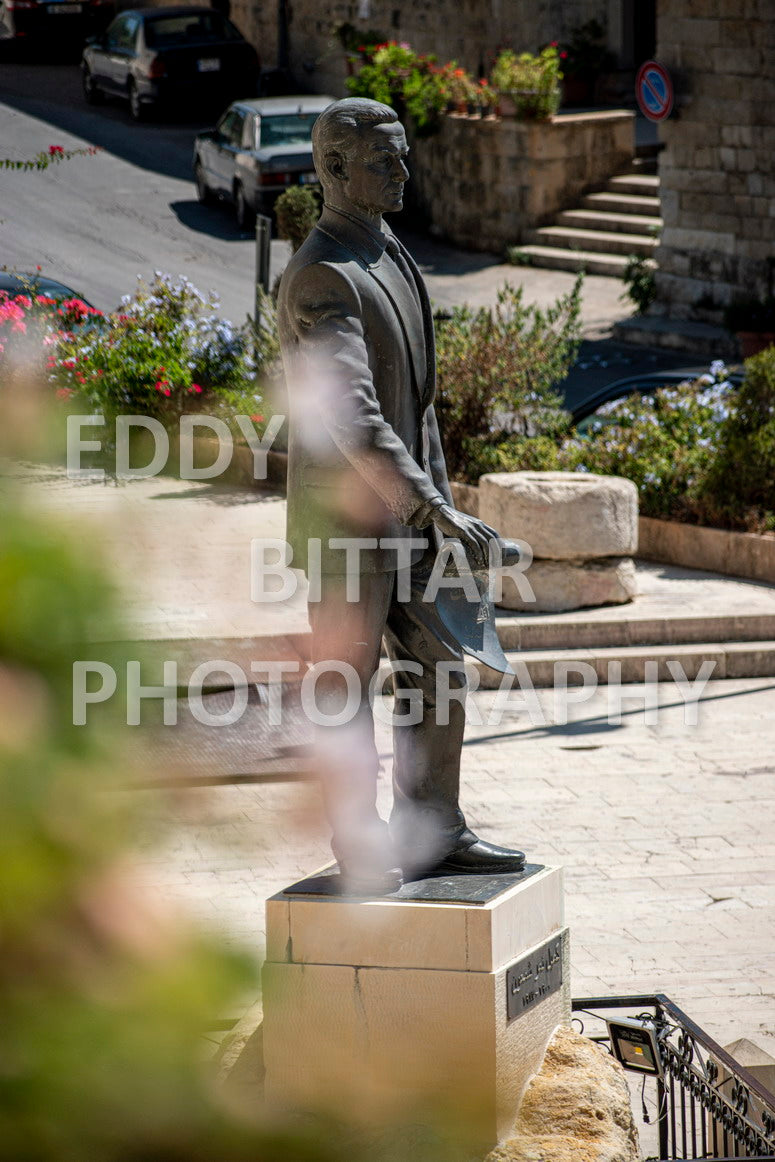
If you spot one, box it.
[250,413,264,423]
[56,387,73,400]
[190,383,202,394]
[163,387,171,397]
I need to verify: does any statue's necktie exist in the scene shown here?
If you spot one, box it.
[384,235,422,311]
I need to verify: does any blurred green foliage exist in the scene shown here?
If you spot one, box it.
[434,278,582,482]
[0,488,343,1162]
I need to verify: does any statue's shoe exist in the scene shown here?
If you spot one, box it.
[337,863,403,896]
[420,831,526,877]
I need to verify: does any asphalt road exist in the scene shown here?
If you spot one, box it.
[0,53,692,408]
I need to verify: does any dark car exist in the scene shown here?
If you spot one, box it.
[81,6,259,121]
[0,0,114,44]
[193,94,332,229]
[573,367,743,433]
[0,271,95,304]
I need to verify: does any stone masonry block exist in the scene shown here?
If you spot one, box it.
[478,472,638,561]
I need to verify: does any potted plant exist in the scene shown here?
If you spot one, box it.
[446,65,477,114]
[553,20,615,107]
[490,46,563,120]
[476,78,499,118]
[724,296,775,359]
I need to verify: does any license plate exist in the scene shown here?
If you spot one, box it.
[48,4,82,12]
[197,58,220,72]
[299,172,319,184]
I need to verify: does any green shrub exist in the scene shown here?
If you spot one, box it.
[51,273,262,428]
[490,46,563,119]
[346,41,450,134]
[621,254,656,314]
[560,366,734,521]
[434,277,582,482]
[697,345,775,530]
[275,185,321,253]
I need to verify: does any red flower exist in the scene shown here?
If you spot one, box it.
[560,50,568,59]
[250,413,264,423]
[48,145,65,156]
[56,387,74,400]
[190,383,203,394]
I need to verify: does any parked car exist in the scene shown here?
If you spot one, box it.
[0,271,100,308]
[0,0,114,45]
[81,6,259,121]
[193,94,333,229]
[572,368,743,433]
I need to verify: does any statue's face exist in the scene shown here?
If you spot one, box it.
[341,122,409,216]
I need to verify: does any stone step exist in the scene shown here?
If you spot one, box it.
[556,207,663,235]
[517,246,637,277]
[583,190,661,216]
[376,640,775,691]
[472,640,775,689]
[494,611,775,652]
[525,225,659,257]
[612,314,739,359]
[608,172,660,198]
[631,155,658,174]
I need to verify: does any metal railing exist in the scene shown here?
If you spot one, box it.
[572,995,775,1160]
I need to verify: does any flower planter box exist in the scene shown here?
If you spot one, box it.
[405,108,634,254]
[452,484,775,586]
[638,516,775,584]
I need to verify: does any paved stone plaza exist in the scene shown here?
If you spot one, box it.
[128,674,775,1059]
[8,467,775,1059]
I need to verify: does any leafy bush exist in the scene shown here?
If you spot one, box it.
[553,20,615,80]
[51,272,262,426]
[490,46,563,118]
[621,254,656,314]
[434,276,582,482]
[275,185,321,253]
[346,41,450,134]
[697,345,775,530]
[559,362,735,522]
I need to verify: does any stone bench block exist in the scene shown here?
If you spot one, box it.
[498,557,637,612]
[479,471,638,561]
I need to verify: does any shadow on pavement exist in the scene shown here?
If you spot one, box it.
[169,199,251,241]
[0,57,219,183]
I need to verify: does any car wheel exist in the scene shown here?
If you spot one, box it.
[82,66,103,105]
[128,79,146,122]
[194,160,214,206]
[235,183,255,232]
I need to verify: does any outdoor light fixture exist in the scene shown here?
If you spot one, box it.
[606,1016,665,1077]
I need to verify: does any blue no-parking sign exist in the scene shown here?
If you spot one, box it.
[636,60,674,122]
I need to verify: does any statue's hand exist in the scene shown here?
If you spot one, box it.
[431,504,500,568]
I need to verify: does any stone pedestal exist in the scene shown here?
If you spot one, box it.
[262,864,569,1153]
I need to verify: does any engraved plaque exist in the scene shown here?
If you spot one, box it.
[506,935,563,1021]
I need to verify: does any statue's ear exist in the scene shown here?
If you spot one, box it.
[324,151,347,183]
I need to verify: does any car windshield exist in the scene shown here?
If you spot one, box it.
[144,13,241,47]
[259,113,319,147]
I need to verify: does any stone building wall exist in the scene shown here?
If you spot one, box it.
[653,0,775,321]
[406,109,633,252]
[282,0,606,100]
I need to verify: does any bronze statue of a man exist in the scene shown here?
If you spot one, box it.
[277,97,525,893]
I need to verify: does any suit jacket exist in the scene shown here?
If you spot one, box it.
[277,205,452,575]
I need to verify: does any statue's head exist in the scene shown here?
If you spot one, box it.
[312,97,409,217]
